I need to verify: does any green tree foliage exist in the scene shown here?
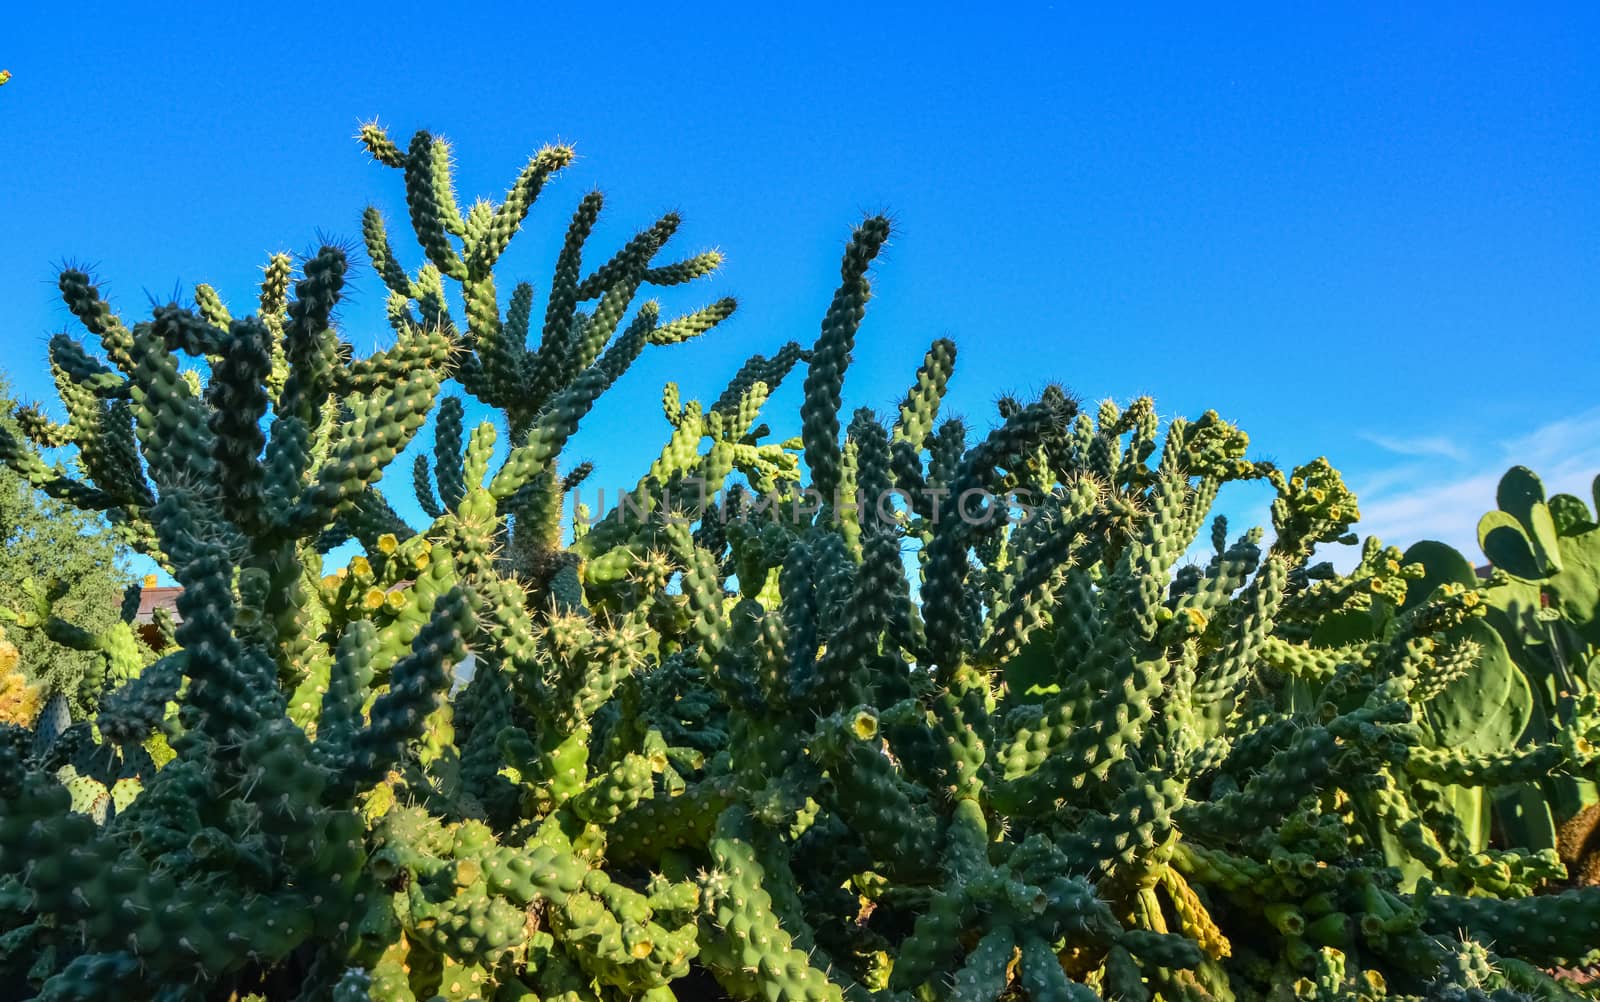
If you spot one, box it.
[0,373,131,714]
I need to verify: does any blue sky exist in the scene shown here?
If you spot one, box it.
[3,3,1596,575]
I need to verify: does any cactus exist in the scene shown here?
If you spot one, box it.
[1399,468,1600,865]
[3,119,1600,1002]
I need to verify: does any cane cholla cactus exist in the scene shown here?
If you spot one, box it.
[4,119,1600,1002]
[0,121,722,997]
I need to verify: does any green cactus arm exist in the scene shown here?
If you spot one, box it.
[641,248,724,288]
[605,775,736,867]
[528,191,604,393]
[567,247,658,381]
[983,493,1099,663]
[472,279,533,405]
[426,135,466,237]
[648,297,738,345]
[892,337,957,448]
[155,509,277,752]
[818,740,942,879]
[262,555,330,686]
[334,587,473,794]
[477,144,573,269]
[57,268,137,374]
[273,252,351,434]
[358,120,407,168]
[711,342,808,418]
[311,620,377,766]
[205,318,274,528]
[993,654,1166,812]
[1118,928,1205,973]
[592,304,664,390]
[1174,533,1263,621]
[1368,768,1456,878]
[35,953,147,999]
[799,215,890,504]
[12,401,73,448]
[128,326,216,491]
[257,247,293,331]
[340,325,453,395]
[316,486,416,554]
[48,332,128,400]
[432,395,468,514]
[574,213,680,302]
[489,307,653,502]
[1257,635,1366,683]
[645,402,709,485]
[95,651,183,745]
[149,301,227,356]
[569,752,655,825]
[949,924,1016,1001]
[1019,932,1100,1001]
[285,370,441,534]
[362,204,415,299]
[699,807,847,1002]
[82,399,151,511]
[0,422,122,511]
[1402,740,1583,786]
[920,396,1074,676]
[413,453,445,520]
[1423,884,1600,967]
[1177,724,1341,839]
[1058,772,1188,881]
[1191,556,1287,714]
[402,131,468,280]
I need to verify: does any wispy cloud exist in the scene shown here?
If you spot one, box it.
[1335,407,1600,570]
[1359,432,1470,463]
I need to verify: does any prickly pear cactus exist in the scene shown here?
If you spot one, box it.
[1402,467,1600,872]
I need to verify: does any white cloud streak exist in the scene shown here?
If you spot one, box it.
[1338,406,1600,570]
[1359,432,1471,463]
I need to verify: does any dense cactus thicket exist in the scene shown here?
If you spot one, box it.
[1,123,1599,1002]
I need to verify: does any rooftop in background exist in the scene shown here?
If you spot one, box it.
[134,587,183,626]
